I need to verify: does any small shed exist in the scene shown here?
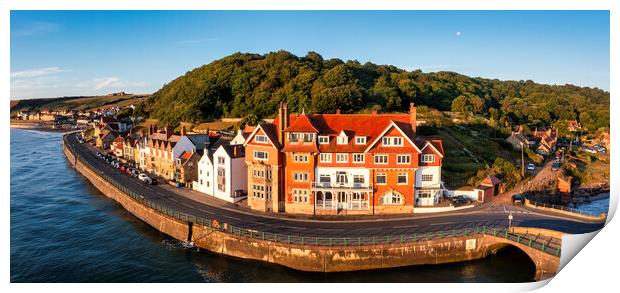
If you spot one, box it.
[481,175,502,197]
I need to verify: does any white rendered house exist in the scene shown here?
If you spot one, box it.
[193,143,248,203]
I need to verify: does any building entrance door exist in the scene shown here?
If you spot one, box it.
[337,191,348,210]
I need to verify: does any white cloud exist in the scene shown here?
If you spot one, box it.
[456,31,462,37]
[11,67,70,78]
[12,21,60,37]
[90,77,147,91]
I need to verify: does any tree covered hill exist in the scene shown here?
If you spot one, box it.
[143,50,609,133]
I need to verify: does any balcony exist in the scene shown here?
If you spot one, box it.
[311,182,373,191]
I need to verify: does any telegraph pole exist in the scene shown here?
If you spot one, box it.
[520,142,525,177]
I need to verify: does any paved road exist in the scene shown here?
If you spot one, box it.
[65,133,603,239]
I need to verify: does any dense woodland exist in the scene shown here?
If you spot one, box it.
[135,50,609,135]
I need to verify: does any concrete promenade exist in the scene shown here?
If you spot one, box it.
[62,132,603,280]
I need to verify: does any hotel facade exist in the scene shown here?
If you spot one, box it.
[244,102,444,215]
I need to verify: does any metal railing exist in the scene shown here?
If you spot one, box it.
[64,134,561,257]
[527,200,605,217]
[311,181,373,190]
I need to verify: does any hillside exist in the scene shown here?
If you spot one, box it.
[144,50,609,136]
[10,94,147,114]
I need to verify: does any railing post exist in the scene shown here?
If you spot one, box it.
[301,236,304,245]
[529,239,533,247]
[483,226,486,234]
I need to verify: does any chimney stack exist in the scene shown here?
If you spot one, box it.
[336,109,341,114]
[409,102,417,133]
[278,102,289,145]
[164,125,170,138]
[181,126,186,136]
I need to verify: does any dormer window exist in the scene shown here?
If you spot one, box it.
[355,136,366,145]
[318,136,329,144]
[288,133,299,142]
[382,137,403,146]
[337,136,348,145]
[303,133,315,142]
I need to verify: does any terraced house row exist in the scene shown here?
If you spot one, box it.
[102,102,446,215]
[244,102,445,215]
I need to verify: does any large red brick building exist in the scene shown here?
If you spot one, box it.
[244,102,444,215]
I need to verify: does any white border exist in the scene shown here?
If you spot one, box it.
[2,1,617,293]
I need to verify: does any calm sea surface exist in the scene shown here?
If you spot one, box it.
[10,128,536,282]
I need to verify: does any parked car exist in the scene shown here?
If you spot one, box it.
[150,178,158,185]
[451,195,472,206]
[512,194,525,205]
[527,163,535,171]
[138,173,152,184]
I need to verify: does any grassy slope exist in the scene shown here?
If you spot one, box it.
[10,95,146,113]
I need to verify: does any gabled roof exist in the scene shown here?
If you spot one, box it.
[244,123,281,149]
[284,114,318,133]
[364,120,421,153]
[482,175,502,186]
[221,144,245,159]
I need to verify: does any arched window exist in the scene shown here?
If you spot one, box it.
[381,191,403,205]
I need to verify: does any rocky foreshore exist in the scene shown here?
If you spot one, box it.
[570,183,610,203]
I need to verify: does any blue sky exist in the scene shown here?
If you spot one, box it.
[10,10,610,99]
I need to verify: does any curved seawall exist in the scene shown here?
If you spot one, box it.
[62,134,559,280]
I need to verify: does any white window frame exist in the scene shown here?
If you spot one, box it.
[336,153,348,163]
[337,136,348,145]
[294,154,309,163]
[422,174,434,182]
[382,136,404,147]
[397,172,408,185]
[381,191,402,205]
[320,153,332,163]
[397,154,411,164]
[353,153,365,163]
[374,154,388,164]
[318,136,330,144]
[355,136,366,145]
[253,150,269,160]
[376,173,387,185]
[421,154,435,163]
[255,135,268,143]
[293,172,309,182]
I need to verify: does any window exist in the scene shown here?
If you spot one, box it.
[353,175,365,184]
[294,154,309,163]
[376,173,387,185]
[421,154,435,163]
[419,190,432,198]
[319,174,331,183]
[381,191,402,205]
[217,156,225,165]
[293,172,309,182]
[303,133,315,142]
[336,171,348,184]
[336,153,348,163]
[288,133,299,142]
[355,136,366,145]
[353,153,365,163]
[397,172,408,184]
[320,153,332,163]
[318,136,329,144]
[374,154,388,164]
[337,136,348,145]
[252,184,265,199]
[397,155,411,164]
[293,189,309,203]
[200,179,203,185]
[382,137,404,146]
[255,135,268,143]
[253,150,268,160]
[422,174,433,182]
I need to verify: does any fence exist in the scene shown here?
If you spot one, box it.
[64,134,561,257]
